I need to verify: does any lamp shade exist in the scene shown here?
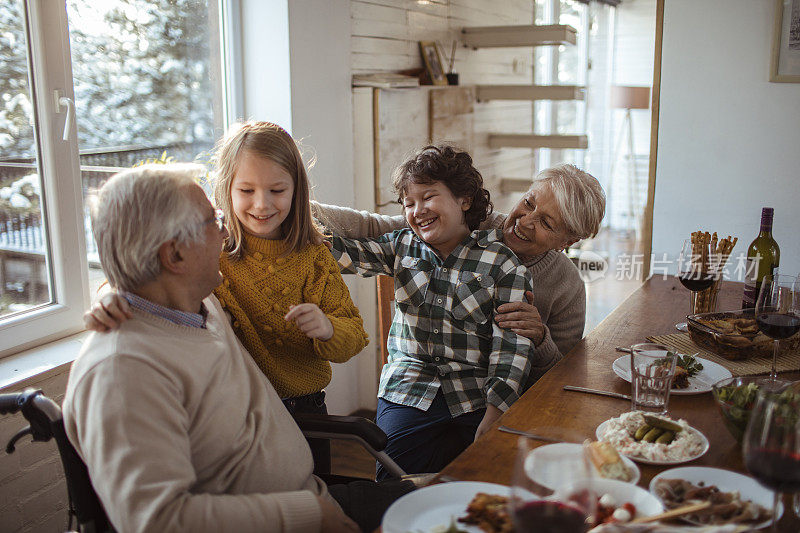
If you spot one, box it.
[610,86,651,110]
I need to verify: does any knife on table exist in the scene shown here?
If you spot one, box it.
[563,385,631,401]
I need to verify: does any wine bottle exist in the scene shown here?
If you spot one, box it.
[742,207,780,309]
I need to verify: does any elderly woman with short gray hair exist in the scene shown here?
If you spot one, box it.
[314,163,605,380]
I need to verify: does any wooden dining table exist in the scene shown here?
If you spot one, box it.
[437,276,800,531]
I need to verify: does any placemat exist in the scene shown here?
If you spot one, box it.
[647,333,800,377]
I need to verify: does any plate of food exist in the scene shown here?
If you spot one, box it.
[649,466,781,529]
[557,478,664,527]
[595,411,709,465]
[612,353,732,394]
[381,481,515,533]
[526,442,640,489]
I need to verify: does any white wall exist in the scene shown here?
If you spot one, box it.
[239,0,292,127]
[653,0,800,277]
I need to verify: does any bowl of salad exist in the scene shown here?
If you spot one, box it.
[711,377,790,442]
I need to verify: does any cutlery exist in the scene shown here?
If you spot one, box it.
[630,501,712,524]
[563,385,631,401]
[615,346,632,353]
[497,426,564,443]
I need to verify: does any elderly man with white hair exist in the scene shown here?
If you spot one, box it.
[62,164,410,533]
[314,163,606,384]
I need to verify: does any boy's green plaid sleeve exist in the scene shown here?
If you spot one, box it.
[484,265,535,411]
[331,232,398,276]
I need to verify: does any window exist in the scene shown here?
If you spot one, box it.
[0,0,226,356]
[534,0,590,170]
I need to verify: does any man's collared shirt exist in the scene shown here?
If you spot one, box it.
[121,291,208,329]
[331,229,535,417]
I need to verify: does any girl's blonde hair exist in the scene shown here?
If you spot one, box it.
[213,121,324,259]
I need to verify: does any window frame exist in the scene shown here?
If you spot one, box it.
[0,0,90,357]
[1,0,231,358]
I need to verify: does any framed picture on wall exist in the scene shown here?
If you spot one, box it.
[419,41,448,86]
[770,0,800,82]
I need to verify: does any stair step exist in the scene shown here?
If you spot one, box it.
[476,85,585,102]
[488,134,588,150]
[462,24,576,48]
[498,178,532,194]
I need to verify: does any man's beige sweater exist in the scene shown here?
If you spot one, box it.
[63,295,330,533]
[313,202,585,371]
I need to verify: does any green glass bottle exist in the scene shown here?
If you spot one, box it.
[742,207,780,309]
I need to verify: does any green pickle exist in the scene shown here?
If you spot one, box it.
[642,427,664,442]
[643,415,683,433]
[634,425,652,441]
[655,431,675,444]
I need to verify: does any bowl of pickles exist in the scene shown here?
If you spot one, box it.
[711,377,791,443]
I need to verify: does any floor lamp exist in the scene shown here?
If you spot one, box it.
[608,85,650,236]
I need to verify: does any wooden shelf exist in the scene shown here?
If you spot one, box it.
[488,134,588,150]
[461,24,576,49]
[476,85,585,102]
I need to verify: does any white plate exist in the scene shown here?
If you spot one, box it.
[525,443,640,488]
[612,354,732,395]
[650,466,783,529]
[596,418,710,465]
[382,481,514,533]
[557,478,663,519]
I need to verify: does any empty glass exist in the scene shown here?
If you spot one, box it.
[630,343,676,414]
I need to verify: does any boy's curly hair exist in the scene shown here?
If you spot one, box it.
[391,145,492,231]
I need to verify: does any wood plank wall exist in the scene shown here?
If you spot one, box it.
[351,0,540,208]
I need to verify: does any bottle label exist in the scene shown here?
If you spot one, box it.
[742,283,757,308]
[742,257,777,308]
[742,257,760,308]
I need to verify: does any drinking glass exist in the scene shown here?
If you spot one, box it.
[630,343,676,414]
[510,437,595,533]
[676,239,715,331]
[755,274,800,381]
[743,382,799,532]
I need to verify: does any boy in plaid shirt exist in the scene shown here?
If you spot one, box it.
[330,145,541,480]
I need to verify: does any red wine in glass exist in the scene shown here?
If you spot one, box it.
[756,313,800,340]
[745,448,800,493]
[678,274,715,292]
[513,500,588,533]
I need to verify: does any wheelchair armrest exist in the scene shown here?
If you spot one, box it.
[293,413,387,452]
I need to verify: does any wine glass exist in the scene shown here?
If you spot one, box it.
[510,437,596,532]
[743,382,799,532]
[755,274,800,381]
[676,238,715,331]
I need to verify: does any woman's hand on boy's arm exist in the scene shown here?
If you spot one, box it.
[474,404,503,441]
[285,303,334,341]
[83,291,131,332]
[494,291,545,345]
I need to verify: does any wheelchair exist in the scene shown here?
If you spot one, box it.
[1,388,405,533]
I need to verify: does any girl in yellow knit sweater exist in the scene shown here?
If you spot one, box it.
[84,122,369,474]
